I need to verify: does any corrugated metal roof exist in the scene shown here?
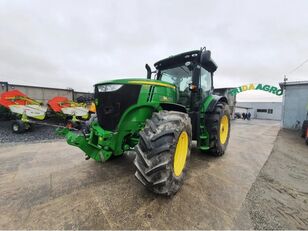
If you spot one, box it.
[279,80,308,88]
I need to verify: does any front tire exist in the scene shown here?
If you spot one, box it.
[134,111,192,196]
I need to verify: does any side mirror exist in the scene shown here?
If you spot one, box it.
[200,50,211,66]
[200,50,218,72]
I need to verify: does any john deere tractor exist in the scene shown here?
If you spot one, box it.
[59,48,231,196]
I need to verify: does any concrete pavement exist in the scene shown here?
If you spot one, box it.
[0,119,280,229]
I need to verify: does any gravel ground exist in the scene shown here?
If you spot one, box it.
[0,120,64,143]
[234,129,308,230]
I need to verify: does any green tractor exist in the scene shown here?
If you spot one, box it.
[59,48,231,196]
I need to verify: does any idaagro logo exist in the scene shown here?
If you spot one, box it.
[229,83,283,96]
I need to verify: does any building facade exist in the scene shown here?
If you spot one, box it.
[0,81,93,104]
[280,81,308,129]
[235,102,282,120]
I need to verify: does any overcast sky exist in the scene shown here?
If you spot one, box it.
[0,0,308,101]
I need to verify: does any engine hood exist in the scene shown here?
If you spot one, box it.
[95,78,176,89]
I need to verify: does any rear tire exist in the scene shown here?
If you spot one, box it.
[134,111,192,196]
[205,102,231,156]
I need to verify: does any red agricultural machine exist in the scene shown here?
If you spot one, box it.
[0,90,95,133]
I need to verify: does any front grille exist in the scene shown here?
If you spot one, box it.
[95,84,141,131]
[147,86,155,102]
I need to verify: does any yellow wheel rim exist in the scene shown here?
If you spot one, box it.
[173,131,189,177]
[220,115,229,145]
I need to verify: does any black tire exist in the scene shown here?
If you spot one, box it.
[205,102,231,156]
[134,111,192,196]
[301,120,308,138]
[11,120,27,134]
[25,123,33,131]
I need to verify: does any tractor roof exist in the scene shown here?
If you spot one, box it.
[154,49,218,73]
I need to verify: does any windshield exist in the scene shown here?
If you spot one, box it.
[159,65,212,106]
[160,65,212,92]
[159,65,193,106]
[160,65,192,92]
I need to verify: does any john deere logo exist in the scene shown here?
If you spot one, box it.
[229,83,283,96]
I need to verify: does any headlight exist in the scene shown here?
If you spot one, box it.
[97,84,123,92]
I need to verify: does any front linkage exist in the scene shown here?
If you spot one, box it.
[58,121,135,162]
[57,102,162,162]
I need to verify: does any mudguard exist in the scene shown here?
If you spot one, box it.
[160,103,187,113]
[205,95,228,112]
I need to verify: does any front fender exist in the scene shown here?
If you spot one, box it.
[159,103,187,113]
[117,103,160,132]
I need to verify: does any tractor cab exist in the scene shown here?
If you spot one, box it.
[148,49,218,110]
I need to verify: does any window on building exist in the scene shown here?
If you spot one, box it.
[268,109,273,114]
[257,109,267,113]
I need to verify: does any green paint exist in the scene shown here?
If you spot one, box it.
[256,84,263,90]
[201,95,214,112]
[57,78,178,162]
[262,85,270,91]
[95,78,176,89]
[58,76,216,161]
[269,86,277,94]
[59,49,223,161]
[199,95,214,151]
[229,83,283,96]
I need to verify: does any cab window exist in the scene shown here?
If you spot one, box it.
[200,67,212,92]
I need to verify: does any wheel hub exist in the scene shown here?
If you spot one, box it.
[13,124,19,131]
[173,131,189,177]
[220,115,229,144]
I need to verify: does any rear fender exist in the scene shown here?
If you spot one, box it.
[202,95,228,113]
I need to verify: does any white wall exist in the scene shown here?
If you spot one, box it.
[1,83,93,104]
[282,83,308,129]
[236,102,282,120]
[8,85,73,104]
